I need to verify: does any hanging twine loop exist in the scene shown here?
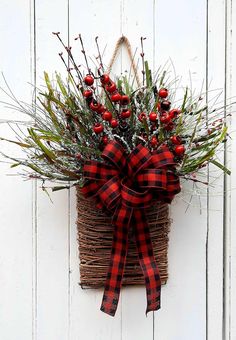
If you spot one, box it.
[107,35,141,88]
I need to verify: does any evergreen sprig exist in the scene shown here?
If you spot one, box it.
[0,35,231,189]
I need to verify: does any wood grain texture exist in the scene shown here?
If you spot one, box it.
[224,1,235,339]
[228,0,236,337]
[0,0,235,339]
[34,1,70,339]
[69,2,122,339]
[0,2,33,340]
[120,2,156,339]
[154,1,207,339]
[207,0,225,338]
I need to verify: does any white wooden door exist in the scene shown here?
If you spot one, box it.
[0,1,235,339]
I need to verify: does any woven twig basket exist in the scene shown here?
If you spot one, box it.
[76,188,170,288]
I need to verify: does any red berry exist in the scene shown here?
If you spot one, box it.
[102,111,113,121]
[90,101,101,112]
[83,90,93,98]
[150,136,158,148]
[160,112,171,124]
[110,118,118,128]
[121,109,131,119]
[149,112,158,122]
[106,82,117,93]
[170,135,182,145]
[102,135,109,145]
[100,74,110,84]
[138,112,147,122]
[159,88,168,98]
[93,123,104,134]
[161,100,171,111]
[169,109,180,119]
[75,153,81,160]
[120,95,130,105]
[111,93,122,102]
[84,75,94,86]
[174,145,185,156]
[97,105,106,114]
[164,122,175,131]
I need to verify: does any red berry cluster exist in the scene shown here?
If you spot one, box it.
[157,88,176,130]
[83,73,185,155]
[102,75,131,120]
[83,73,132,142]
[137,87,185,156]
[157,88,185,156]
[83,73,132,148]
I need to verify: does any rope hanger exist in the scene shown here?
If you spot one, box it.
[107,36,141,88]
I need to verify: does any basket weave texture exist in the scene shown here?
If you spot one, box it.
[76,188,170,288]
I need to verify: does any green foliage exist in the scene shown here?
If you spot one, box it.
[0,50,230,188]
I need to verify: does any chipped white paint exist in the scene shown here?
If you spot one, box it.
[0,1,235,339]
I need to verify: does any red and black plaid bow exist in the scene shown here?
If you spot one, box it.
[82,140,180,316]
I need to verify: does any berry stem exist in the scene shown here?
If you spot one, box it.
[103,87,119,114]
[97,69,118,113]
[58,53,77,87]
[140,37,146,87]
[77,34,91,74]
[53,32,84,86]
[95,36,105,73]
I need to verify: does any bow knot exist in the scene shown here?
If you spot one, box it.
[82,140,180,316]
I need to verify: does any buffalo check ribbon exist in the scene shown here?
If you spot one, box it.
[82,140,181,316]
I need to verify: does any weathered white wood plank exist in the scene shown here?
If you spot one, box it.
[154,1,207,339]
[69,1,122,339]
[0,1,33,340]
[225,0,235,338]
[229,0,236,336]
[207,0,226,338]
[34,1,70,339]
[121,1,156,339]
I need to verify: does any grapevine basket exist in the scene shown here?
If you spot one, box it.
[76,187,170,288]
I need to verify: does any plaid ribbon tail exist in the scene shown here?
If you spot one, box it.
[100,204,132,316]
[132,209,161,314]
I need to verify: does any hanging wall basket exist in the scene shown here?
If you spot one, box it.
[77,187,170,288]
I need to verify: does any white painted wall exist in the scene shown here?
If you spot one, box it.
[0,1,235,339]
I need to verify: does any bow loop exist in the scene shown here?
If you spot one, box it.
[102,140,127,171]
[83,160,119,181]
[97,176,121,210]
[81,180,105,198]
[136,169,167,189]
[151,144,176,168]
[127,144,153,176]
